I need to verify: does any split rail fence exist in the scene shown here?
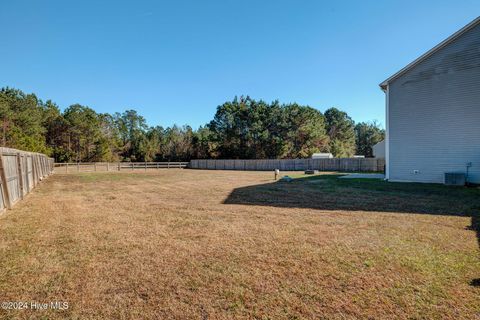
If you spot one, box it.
[54,162,189,173]
[0,147,54,211]
[190,158,385,172]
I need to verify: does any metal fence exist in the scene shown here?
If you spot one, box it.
[190,158,385,172]
[54,162,189,173]
[0,147,54,211]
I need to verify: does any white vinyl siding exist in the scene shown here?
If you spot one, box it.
[388,22,480,183]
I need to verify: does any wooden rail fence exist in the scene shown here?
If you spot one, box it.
[190,158,386,172]
[54,162,189,173]
[0,147,54,211]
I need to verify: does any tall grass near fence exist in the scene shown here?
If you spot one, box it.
[190,158,386,172]
[0,147,54,211]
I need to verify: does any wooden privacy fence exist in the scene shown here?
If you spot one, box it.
[190,158,386,172]
[54,162,189,173]
[0,147,54,211]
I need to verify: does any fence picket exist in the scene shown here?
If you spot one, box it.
[190,158,385,172]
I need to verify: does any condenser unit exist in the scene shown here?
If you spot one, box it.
[444,172,466,186]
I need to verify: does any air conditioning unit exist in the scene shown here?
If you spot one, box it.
[444,172,465,186]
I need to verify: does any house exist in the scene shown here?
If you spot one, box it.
[372,140,385,159]
[311,153,333,159]
[380,16,480,184]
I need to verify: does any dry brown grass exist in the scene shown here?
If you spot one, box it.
[0,170,479,319]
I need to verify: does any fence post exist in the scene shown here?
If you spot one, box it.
[132,163,134,171]
[145,162,147,171]
[107,162,109,172]
[32,155,37,187]
[0,154,12,209]
[94,163,97,172]
[118,162,120,171]
[156,162,159,169]
[66,162,69,173]
[16,153,24,200]
[25,157,30,193]
[168,162,170,169]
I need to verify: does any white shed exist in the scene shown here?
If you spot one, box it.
[312,153,333,159]
[372,140,385,159]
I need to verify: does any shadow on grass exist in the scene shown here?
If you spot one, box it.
[469,214,480,287]
[224,174,480,215]
[223,174,480,286]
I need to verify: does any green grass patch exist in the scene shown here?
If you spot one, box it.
[229,173,480,216]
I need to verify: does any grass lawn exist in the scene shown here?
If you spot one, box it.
[0,170,479,319]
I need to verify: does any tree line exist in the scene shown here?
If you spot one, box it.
[0,88,384,162]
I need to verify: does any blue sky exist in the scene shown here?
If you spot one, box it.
[1,1,478,129]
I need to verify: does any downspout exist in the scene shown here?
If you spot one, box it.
[383,84,390,181]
